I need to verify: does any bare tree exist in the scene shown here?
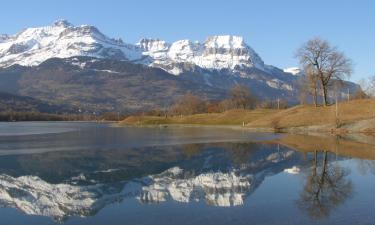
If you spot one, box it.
[297,151,353,219]
[296,38,352,106]
[353,87,369,99]
[359,76,375,98]
[368,76,375,97]
[298,88,308,105]
[229,85,257,109]
[218,99,235,112]
[299,65,319,106]
[306,65,319,106]
[170,93,206,115]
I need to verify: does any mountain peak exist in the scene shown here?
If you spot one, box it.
[205,35,246,49]
[283,67,301,75]
[0,34,8,43]
[0,21,265,73]
[137,38,170,52]
[0,20,142,67]
[53,19,73,27]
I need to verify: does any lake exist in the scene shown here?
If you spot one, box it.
[0,122,375,225]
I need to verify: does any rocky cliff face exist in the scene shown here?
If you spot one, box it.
[137,35,265,75]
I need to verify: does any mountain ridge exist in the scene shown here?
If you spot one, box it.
[0,20,270,75]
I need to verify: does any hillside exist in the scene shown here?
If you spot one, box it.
[120,99,375,133]
[247,99,375,133]
[0,57,226,113]
[120,109,277,126]
[0,91,75,113]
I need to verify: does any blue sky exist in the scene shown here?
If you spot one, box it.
[1,0,374,81]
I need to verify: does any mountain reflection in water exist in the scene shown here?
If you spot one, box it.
[0,124,374,225]
[0,142,302,221]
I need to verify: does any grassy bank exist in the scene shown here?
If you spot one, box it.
[120,99,375,133]
[120,109,278,126]
[246,99,375,133]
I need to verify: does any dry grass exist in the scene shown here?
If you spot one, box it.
[247,99,375,129]
[120,109,278,126]
[120,99,375,130]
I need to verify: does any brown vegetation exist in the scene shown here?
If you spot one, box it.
[169,93,206,116]
[120,108,277,126]
[228,85,257,109]
[247,99,375,132]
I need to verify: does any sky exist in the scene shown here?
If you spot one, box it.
[1,0,374,81]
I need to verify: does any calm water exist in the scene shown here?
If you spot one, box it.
[0,122,375,225]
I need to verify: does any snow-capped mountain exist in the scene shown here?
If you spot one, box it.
[0,141,303,221]
[0,20,359,111]
[0,34,9,43]
[135,167,252,207]
[137,35,265,75]
[0,168,253,221]
[0,147,299,221]
[0,20,142,68]
[0,20,266,75]
[283,67,301,76]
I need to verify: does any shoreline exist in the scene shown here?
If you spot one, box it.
[118,99,375,135]
[117,120,375,136]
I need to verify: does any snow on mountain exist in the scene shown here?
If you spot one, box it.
[0,148,300,221]
[0,174,100,221]
[136,167,252,207]
[0,168,253,220]
[283,67,301,76]
[0,34,9,43]
[0,20,310,98]
[138,35,266,75]
[284,166,300,174]
[0,20,142,67]
[0,20,268,75]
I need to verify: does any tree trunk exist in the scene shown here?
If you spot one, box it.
[313,150,317,176]
[319,151,328,188]
[313,87,318,107]
[322,85,329,106]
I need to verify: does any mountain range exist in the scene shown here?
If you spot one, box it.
[0,20,358,113]
[0,142,302,221]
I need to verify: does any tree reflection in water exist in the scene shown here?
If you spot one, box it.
[357,159,375,175]
[298,151,353,219]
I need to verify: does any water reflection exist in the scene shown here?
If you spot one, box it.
[0,127,374,224]
[357,159,375,175]
[0,142,302,221]
[297,151,353,219]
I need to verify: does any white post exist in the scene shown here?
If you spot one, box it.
[277,98,280,110]
[347,88,350,102]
